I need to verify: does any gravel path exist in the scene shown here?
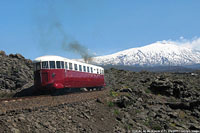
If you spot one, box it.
[0,89,108,115]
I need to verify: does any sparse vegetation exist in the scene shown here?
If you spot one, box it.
[144,88,151,93]
[124,124,132,130]
[107,101,114,107]
[110,90,118,97]
[151,124,162,130]
[113,109,120,115]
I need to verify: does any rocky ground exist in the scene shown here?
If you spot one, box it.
[0,51,200,132]
[105,68,200,131]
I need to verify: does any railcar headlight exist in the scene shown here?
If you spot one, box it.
[52,73,56,78]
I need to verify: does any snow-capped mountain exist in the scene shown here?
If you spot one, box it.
[91,41,200,66]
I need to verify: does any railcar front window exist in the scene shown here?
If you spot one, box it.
[61,61,64,69]
[36,63,41,70]
[42,61,49,69]
[97,69,99,74]
[56,61,61,69]
[50,61,55,69]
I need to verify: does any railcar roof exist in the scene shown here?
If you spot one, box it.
[33,55,104,69]
[34,55,66,62]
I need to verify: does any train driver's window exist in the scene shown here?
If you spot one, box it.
[83,66,86,72]
[65,62,68,69]
[61,61,64,69]
[56,61,61,69]
[91,67,93,73]
[49,61,55,69]
[79,65,82,72]
[42,61,49,69]
[69,63,73,70]
[74,64,78,71]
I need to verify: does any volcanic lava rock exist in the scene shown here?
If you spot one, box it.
[149,77,187,98]
[0,51,33,97]
[150,77,173,96]
[114,95,133,108]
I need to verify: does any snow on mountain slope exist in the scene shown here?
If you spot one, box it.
[91,41,200,66]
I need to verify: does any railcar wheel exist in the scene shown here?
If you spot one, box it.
[86,87,93,91]
[97,87,102,91]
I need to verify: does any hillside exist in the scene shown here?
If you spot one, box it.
[91,41,200,67]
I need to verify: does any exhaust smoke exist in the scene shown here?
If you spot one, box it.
[54,22,93,63]
[35,2,93,63]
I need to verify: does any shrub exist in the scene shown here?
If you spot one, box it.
[108,101,114,107]
[114,109,119,115]
[110,90,118,97]
[144,89,151,94]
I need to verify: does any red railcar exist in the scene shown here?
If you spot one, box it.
[33,55,105,91]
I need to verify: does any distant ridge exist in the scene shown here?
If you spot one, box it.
[101,65,197,72]
[91,41,200,67]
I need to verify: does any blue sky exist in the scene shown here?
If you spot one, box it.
[0,0,200,60]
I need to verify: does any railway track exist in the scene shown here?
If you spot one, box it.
[0,95,49,103]
[0,89,108,115]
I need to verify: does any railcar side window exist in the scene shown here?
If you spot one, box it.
[61,61,64,69]
[69,63,73,70]
[56,61,61,69]
[36,62,41,70]
[91,67,93,73]
[65,62,68,69]
[83,66,86,72]
[74,64,78,71]
[42,61,49,69]
[79,65,82,72]
[87,67,90,73]
[49,61,55,69]
[102,70,104,74]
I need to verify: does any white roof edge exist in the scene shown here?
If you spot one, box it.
[33,55,104,69]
